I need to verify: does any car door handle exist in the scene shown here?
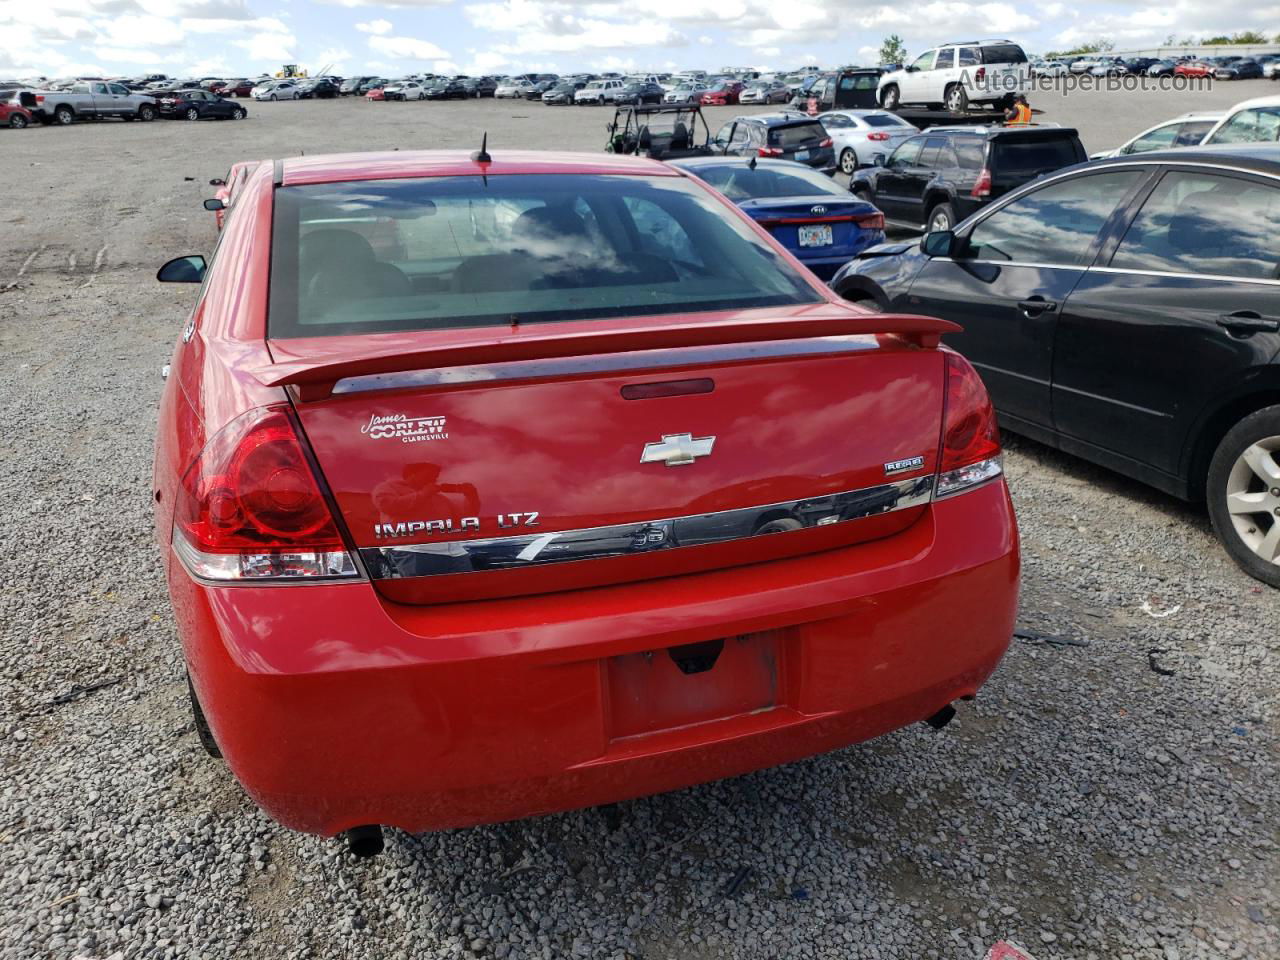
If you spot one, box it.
[1217,312,1280,336]
[1018,298,1058,317]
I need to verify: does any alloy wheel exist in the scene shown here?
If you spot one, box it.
[839,149,857,174]
[186,108,199,121]
[10,114,27,128]
[1224,437,1280,565]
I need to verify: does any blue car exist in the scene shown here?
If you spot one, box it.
[670,157,885,280]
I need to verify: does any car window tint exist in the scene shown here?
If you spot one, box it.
[982,44,1028,64]
[935,49,956,69]
[863,114,910,128]
[92,83,109,95]
[768,123,825,147]
[953,137,986,169]
[1124,125,1178,154]
[890,138,923,166]
[989,136,1082,175]
[1172,120,1214,146]
[1110,172,1280,281]
[821,113,853,128]
[966,171,1143,265]
[267,174,819,338]
[918,137,947,167]
[958,47,980,67]
[110,84,129,95]
[1208,108,1280,144]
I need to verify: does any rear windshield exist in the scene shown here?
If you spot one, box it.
[990,136,1083,176]
[268,174,819,338]
[687,163,849,201]
[768,122,827,147]
[982,44,1028,65]
[863,113,910,128]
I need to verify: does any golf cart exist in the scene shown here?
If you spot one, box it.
[605,104,714,160]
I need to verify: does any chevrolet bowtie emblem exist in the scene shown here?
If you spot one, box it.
[640,433,716,467]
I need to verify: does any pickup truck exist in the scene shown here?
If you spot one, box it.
[30,81,158,125]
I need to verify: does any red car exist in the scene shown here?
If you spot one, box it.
[154,150,1019,855]
[700,81,745,106]
[1,101,32,128]
[1174,61,1213,78]
[221,79,256,98]
[364,85,386,101]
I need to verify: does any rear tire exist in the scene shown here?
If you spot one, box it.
[839,148,858,175]
[926,202,956,232]
[1206,405,1280,588]
[54,105,74,125]
[9,113,28,129]
[186,674,222,759]
[880,85,900,109]
[945,83,969,113]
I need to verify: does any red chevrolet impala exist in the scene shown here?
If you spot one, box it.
[153,149,1018,855]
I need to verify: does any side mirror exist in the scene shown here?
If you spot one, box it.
[921,230,956,258]
[157,255,207,283]
[872,154,886,167]
[202,198,225,211]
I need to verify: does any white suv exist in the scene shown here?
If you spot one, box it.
[878,39,1030,113]
[575,79,624,105]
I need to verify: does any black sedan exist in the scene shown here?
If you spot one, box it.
[616,82,665,105]
[1215,60,1264,80]
[158,88,247,120]
[425,80,468,100]
[831,144,1280,586]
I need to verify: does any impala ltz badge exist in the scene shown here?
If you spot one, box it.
[374,512,539,539]
[641,433,716,467]
[361,412,448,444]
[884,455,926,475]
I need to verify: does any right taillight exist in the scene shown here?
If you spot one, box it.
[971,168,992,198]
[935,352,1002,498]
[171,405,358,582]
[758,146,784,157]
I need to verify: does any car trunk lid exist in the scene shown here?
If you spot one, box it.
[269,307,955,604]
[740,197,883,252]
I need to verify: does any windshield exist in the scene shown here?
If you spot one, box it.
[268,173,819,338]
[686,164,849,201]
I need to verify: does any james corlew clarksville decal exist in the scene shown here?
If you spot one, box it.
[361,413,449,444]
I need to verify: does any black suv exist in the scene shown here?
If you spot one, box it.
[832,144,1280,587]
[711,114,836,173]
[849,126,1087,232]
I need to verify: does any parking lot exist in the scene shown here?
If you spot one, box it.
[1,82,1277,960]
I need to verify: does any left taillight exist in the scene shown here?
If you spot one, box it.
[171,405,358,582]
[935,352,1002,498]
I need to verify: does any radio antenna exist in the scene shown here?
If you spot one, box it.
[472,132,492,163]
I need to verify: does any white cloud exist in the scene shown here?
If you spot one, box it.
[319,0,451,7]
[368,34,450,60]
[355,17,392,33]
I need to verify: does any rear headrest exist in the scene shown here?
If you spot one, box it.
[300,228,376,265]
[511,206,589,251]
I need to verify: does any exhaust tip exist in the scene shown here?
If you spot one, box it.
[345,825,385,858]
[925,703,957,730]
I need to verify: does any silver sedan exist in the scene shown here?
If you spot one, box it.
[817,110,920,175]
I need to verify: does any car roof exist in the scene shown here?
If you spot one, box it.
[1222,95,1280,112]
[1089,143,1280,171]
[277,150,681,187]
[733,112,822,126]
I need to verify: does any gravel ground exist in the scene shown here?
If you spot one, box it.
[1,88,1277,960]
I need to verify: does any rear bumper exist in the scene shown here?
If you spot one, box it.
[171,480,1018,836]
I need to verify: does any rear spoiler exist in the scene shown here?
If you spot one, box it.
[260,312,960,401]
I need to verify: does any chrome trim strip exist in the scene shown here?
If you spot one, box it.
[362,474,934,579]
[1088,265,1280,287]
